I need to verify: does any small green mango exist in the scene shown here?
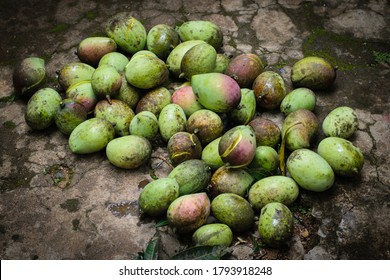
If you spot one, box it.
[248,146,279,173]
[77,36,117,66]
[117,75,141,109]
[180,43,217,80]
[54,98,88,135]
[69,118,115,154]
[291,56,336,90]
[91,65,122,99]
[192,223,233,247]
[106,135,151,169]
[248,176,299,212]
[66,80,98,113]
[98,52,130,72]
[258,202,294,248]
[317,137,364,177]
[211,193,254,233]
[105,13,146,54]
[158,104,187,142]
[166,40,204,78]
[213,53,230,73]
[129,111,159,141]
[168,159,211,195]
[13,56,46,97]
[138,178,179,216]
[322,106,358,139]
[94,99,135,136]
[24,88,62,130]
[146,24,180,60]
[201,137,225,170]
[228,88,256,126]
[287,148,334,192]
[177,20,223,50]
[280,87,316,116]
[125,54,169,89]
[57,62,95,91]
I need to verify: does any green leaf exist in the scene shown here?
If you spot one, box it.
[170,245,231,260]
[155,219,168,228]
[141,236,160,260]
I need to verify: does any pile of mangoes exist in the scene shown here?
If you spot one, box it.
[13,13,364,249]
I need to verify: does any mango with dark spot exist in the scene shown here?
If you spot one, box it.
[317,137,364,177]
[58,62,95,91]
[129,111,159,141]
[177,20,223,50]
[322,106,358,139]
[91,65,122,100]
[158,104,187,142]
[211,193,254,233]
[66,80,98,113]
[291,56,336,90]
[167,132,202,165]
[258,202,294,248]
[135,86,171,116]
[13,56,46,97]
[146,24,180,60]
[252,71,286,110]
[186,109,223,146]
[55,98,88,135]
[248,117,281,148]
[227,88,257,126]
[192,223,233,247]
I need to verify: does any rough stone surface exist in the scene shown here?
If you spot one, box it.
[0,0,389,260]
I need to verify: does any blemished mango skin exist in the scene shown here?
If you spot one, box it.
[225,53,265,88]
[13,56,46,97]
[58,62,95,91]
[258,202,294,248]
[252,71,286,110]
[192,223,233,247]
[129,111,159,141]
[317,137,364,177]
[158,104,187,142]
[146,24,180,60]
[291,56,336,90]
[69,118,115,154]
[167,193,210,233]
[138,178,180,217]
[286,148,335,192]
[106,135,152,169]
[77,36,117,66]
[211,193,254,233]
[322,106,358,139]
[177,20,223,50]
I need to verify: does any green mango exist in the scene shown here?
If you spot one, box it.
[91,65,122,99]
[213,53,230,73]
[177,20,223,50]
[24,88,62,130]
[258,202,294,248]
[291,56,336,90]
[125,54,169,89]
[166,40,204,78]
[158,104,187,142]
[138,178,180,217]
[168,159,211,195]
[94,99,135,136]
[317,137,364,177]
[322,106,358,139]
[248,176,299,212]
[146,24,180,60]
[201,137,225,170]
[77,36,117,66]
[13,56,46,97]
[98,52,130,73]
[69,118,115,154]
[105,13,146,54]
[106,135,152,169]
[180,43,217,80]
[129,111,159,141]
[280,87,316,116]
[211,193,254,233]
[228,88,256,125]
[281,109,319,151]
[66,80,98,113]
[287,148,334,192]
[117,75,141,110]
[248,145,279,173]
[57,62,95,91]
[54,98,88,135]
[192,223,233,247]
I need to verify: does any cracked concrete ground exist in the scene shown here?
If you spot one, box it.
[0,0,389,260]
